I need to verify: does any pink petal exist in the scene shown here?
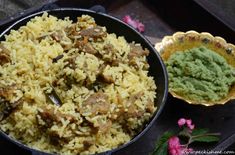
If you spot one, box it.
[186,119,192,126]
[178,118,186,127]
[137,22,145,32]
[122,15,131,23]
[122,15,145,33]
[169,148,177,155]
[188,124,195,130]
[168,136,181,149]
[122,15,137,28]
[170,147,186,155]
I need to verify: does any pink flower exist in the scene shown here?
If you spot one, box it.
[186,119,195,130]
[178,118,195,130]
[168,136,183,155]
[178,118,186,127]
[186,119,192,126]
[188,124,195,130]
[168,136,194,155]
[122,15,145,33]
[168,136,181,149]
[123,15,138,29]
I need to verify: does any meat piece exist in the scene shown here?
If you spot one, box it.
[47,130,62,145]
[102,44,120,66]
[0,85,22,120]
[0,85,21,106]
[75,41,97,55]
[110,107,125,120]
[37,106,76,126]
[146,99,155,113]
[0,99,22,121]
[127,104,144,118]
[47,129,72,146]
[65,24,79,38]
[80,26,107,40]
[0,44,11,65]
[126,92,144,118]
[80,92,110,116]
[128,43,149,60]
[83,43,97,54]
[103,44,115,54]
[83,140,94,149]
[79,117,99,135]
[97,65,114,84]
[50,30,73,51]
[0,86,13,99]
[128,92,143,103]
[51,30,64,42]
[97,120,112,133]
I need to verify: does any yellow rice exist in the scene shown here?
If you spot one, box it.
[0,12,157,155]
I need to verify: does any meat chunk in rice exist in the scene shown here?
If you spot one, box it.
[128,43,149,60]
[126,92,145,118]
[80,26,107,40]
[37,106,76,127]
[0,85,22,120]
[0,44,11,65]
[80,92,110,116]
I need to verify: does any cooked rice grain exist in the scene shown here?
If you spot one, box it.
[0,12,156,155]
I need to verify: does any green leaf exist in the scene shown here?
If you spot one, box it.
[152,141,168,155]
[151,131,175,155]
[192,128,209,136]
[192,135,220,143]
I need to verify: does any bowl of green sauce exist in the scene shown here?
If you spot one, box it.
[155,31,235,106]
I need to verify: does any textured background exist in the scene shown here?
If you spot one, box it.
[0,0,46,19]
[0,0,235,155]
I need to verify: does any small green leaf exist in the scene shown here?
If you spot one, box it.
[192,135,220,143]
[152,141,168,155]
[192,128,209,136]
[151,131,175,155]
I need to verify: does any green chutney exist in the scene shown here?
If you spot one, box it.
[166,46,235,102]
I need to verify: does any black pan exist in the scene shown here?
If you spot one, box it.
[0,8,168,155]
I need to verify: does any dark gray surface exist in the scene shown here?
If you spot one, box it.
[0,0,235,155]
[0,0,46,18]
[194,0,235,32]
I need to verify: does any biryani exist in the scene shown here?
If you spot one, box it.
[0,13,156,154]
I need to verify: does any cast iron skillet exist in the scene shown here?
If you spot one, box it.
[0,8,168,155]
